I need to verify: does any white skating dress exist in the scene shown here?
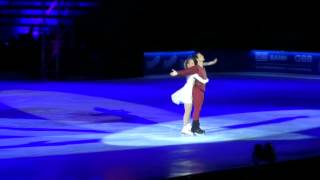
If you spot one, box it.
[171,74,209,105]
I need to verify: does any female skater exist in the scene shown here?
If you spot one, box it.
[171,58,209,135]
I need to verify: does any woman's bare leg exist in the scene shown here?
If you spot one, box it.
[183,103,192,126]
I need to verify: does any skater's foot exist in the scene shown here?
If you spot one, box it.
[181,124,193,136]
[193,128,205,135]
[181,131,194,136]
[191,121,205,135]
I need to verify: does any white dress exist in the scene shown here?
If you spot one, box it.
[171,74,209,105]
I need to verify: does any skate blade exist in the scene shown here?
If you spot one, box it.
[193,132,206,136]
[180,132,194,136]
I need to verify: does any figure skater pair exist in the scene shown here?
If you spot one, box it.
[170,52,217,135]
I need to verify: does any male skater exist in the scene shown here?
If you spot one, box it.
[170,52,217,134]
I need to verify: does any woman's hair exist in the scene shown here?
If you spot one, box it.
[184,57,198,69]
[193,52,199,60]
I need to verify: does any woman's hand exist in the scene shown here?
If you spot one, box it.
[170,69,178,76]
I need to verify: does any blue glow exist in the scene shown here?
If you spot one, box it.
[0,9,86,16]
[14,26,48,33]
[1,74,320,179]
[252,50,320,56]
[0,73,320,158]
[0,1,97,7]
[144,51,196,56]
[0,0,97,39]
[144,51,194,75]
[17,18,71,25]
[14,26,42,38]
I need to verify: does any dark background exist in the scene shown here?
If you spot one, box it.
[0,1,318,79]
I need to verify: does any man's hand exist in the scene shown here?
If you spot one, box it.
[208,58,218,65]
[203,58,218,66]
[170,69,178,76]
